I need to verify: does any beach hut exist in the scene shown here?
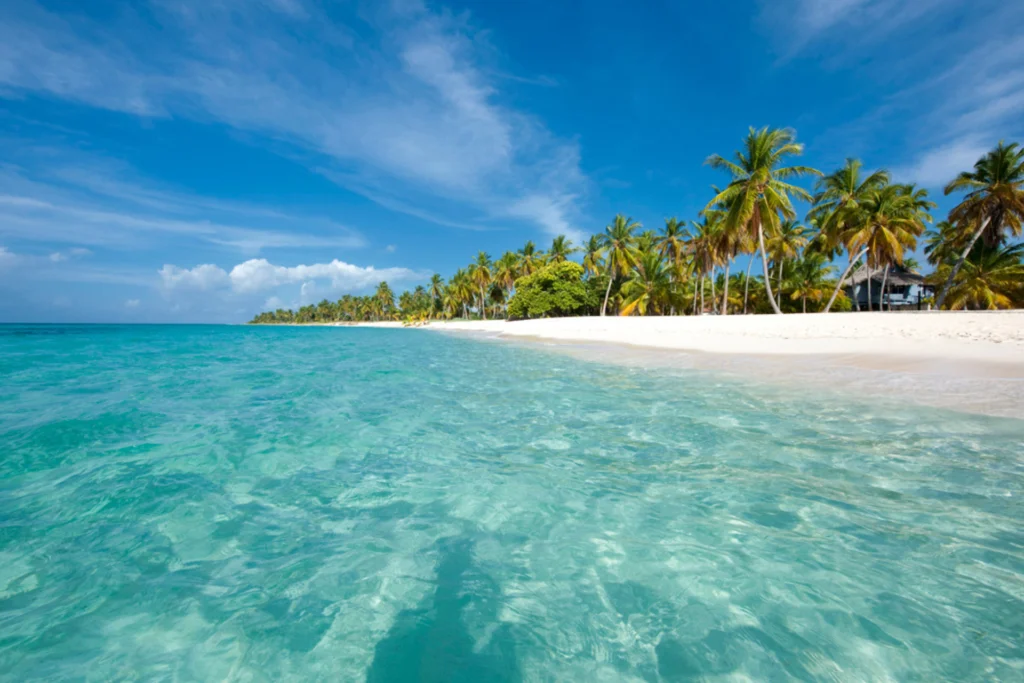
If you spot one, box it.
[844,264,933,311]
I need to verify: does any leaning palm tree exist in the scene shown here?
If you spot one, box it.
[581,235,604,278]
[620,251,674,316]
[517,241,544,276]
[471,252,492,320]
[705,127,821,314]
[936,142,1024,308]
[598,214,641,316]
[493,251,520,314]
[547,235,578,263]
[843,183,932,309]
[932,242,1024,310]
[811,159,891,311]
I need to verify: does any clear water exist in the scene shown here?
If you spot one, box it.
[1,325,1023,681]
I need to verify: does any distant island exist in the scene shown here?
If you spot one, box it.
[250,130,1024,325]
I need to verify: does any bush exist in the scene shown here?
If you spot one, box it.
[507,261,596,320]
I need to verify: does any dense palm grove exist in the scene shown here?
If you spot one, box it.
[250,130,1024,324]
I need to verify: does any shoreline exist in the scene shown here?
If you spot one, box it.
[354,312,1024,418]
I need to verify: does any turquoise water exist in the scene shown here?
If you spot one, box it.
[1,325,1023,681]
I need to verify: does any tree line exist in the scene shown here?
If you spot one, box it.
[250,129,1024,324]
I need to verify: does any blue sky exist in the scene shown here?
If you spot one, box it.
[0,0,1021,322]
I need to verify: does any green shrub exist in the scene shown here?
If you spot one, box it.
[507,261,596,320]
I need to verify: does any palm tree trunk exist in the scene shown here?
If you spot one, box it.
[824,247,867,313]
[880,264,890,312]
[865,264,873,311]
[935,216,991,309]
[743,251,756,314]
[758,220,783,315]
[699,274,705,313]
[601,271,614,317]
[802,295,807,313]
[721,261,731,315]
[710,267,717,312]
[692,278,699,315]
[777,262,784,308]
[479,286,487,320]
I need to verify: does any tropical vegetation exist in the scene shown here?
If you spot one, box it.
[249,134,1024,324]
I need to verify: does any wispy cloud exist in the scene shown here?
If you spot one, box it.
[762,0,1024,187]
[0,156,367,253]
[0,0,587,238]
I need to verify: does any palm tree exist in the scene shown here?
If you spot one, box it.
[581,235,604,278]
[843,184,933,309]
[620,251,673,316]
[924,221,959,266]
[706,127,821,314]
[428,274,445,318]
[766,219,808,308]
[517,241,544,276]
[547,235,578,263]
[810,159,891,310]
[471,252,492,320]
[788,252,835,313]
[932,242,1024,310]
[493,251,520,315]
[598,214,641,316]
[936,142,1024,308]
[687,215,720,314]
[374,282,395,321]
[658,218,689,315]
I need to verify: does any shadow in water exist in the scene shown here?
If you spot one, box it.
[366,537,521,683]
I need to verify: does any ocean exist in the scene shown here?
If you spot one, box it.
[1,324,1022,681]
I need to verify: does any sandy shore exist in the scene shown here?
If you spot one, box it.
[356,312,1024,418]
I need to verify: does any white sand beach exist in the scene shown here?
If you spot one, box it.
[359,312,1024,417]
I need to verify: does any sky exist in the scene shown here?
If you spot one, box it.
[0,0,1022,322]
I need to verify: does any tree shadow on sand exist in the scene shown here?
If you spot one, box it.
[366,537,521,683]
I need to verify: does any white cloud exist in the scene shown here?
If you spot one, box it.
[159,263,231,291]
[0,0,587,239]
[125,298,140,308]
[385,244,397,253]
[160,258,423,295]
[49,252,66,262]
[891,137,989,188]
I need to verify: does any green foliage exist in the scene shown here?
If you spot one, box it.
[507,262,595,320]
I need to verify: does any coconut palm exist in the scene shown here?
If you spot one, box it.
[766,219,808,308]
[924,221,959,266]
[932,242,1024,310]
[705,127,821,314]
[810,160,890,310]
[658,218,690,314]
[471,252,492,320]
[620,251,673,316]
[428,274,445,318]
[517,241,544,276]
[581,235,604,278]
[936,142,1024,308]
[374,282,395,320]
[788,252,835,313]
[598,214,641,316]
[547,235,578,263]
[687,215,721,314]
[842,183,933,309]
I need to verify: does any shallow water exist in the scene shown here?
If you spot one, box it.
[1,324,1022,681]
